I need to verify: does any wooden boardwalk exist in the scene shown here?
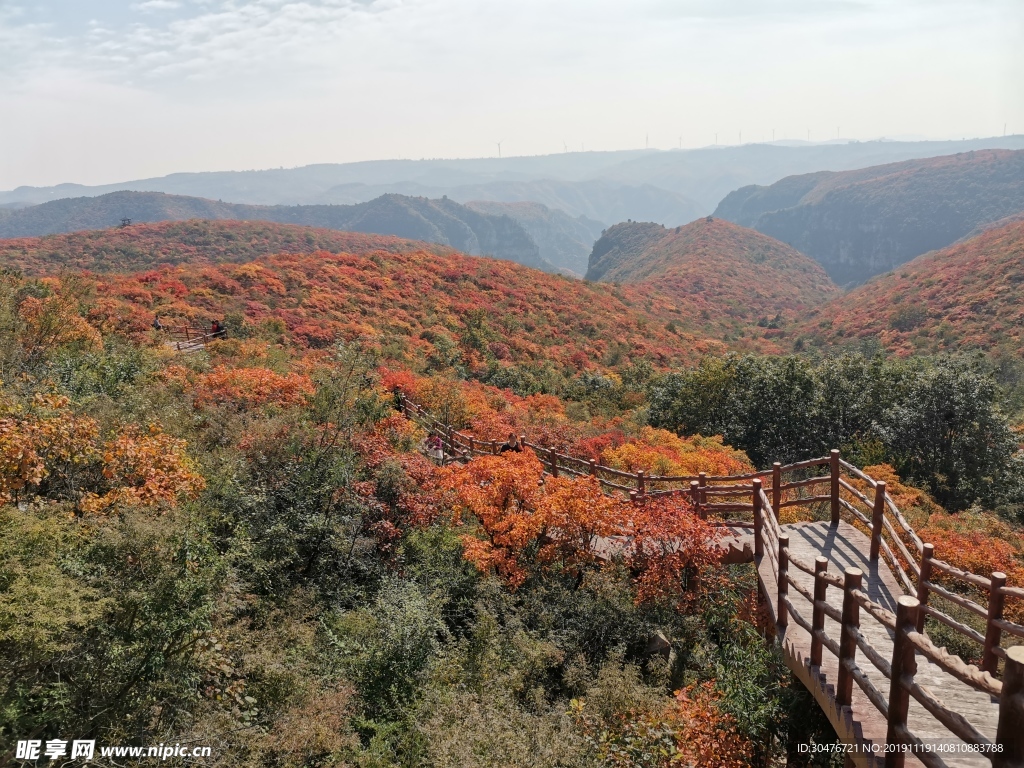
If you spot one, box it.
[756,522,998,767]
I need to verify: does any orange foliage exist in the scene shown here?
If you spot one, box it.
[601,427,751,477]
[80,426,205,514]
[17,289,102,361]
[0,391,202,513]
[439,451,550,587]
[439,450,720,603]
[627,495,722,609]
[0,393,100,503]
[670,683,755,767]
[164,365,314,410]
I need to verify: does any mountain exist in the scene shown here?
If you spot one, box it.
[713,149,1024,286]
[794,219,1024,358]
[0,191,558,273]
[585,217,839,340]
[5,136,1023,220]
[0,219,456,276]
[465,200,605,275]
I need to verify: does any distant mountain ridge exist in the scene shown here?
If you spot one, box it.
[5,136,1024,220]
[714,149,1024,285]
[318,178,702,228]
[0,190,565,273]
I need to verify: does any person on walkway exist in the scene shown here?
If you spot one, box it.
[499,433,523,454]
[211,319,226,339]
[426,435,444,462]
[152,314,164,331]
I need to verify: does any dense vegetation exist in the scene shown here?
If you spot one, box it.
[2,209,1023,765]
[0,192,557,273]
[714,149,1024,285]
[0,268,849,767]
[3,221,804,394]
[648,353,1024,513]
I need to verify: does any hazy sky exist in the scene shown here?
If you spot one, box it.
[1,0,1021,189]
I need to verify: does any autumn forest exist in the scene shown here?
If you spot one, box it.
[2,139,1024,768]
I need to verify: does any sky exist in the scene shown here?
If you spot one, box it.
[1,0,1022,189]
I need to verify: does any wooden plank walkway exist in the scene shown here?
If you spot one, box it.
[755,521,998,767]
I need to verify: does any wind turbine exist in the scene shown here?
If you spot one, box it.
[496,140,503,158]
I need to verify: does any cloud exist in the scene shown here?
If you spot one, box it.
[135,0,182,10]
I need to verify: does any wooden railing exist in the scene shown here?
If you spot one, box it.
[166,325,222,352]
[753,463,1024,766]
[399,393,1024,764]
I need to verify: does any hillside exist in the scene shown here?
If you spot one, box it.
[87,239,723,372]
[794,219,1024,358]
[0,219,456,275]
[585,218,839,341]
[714,149,1024,286]
[0,190,558,273]
[465,200,604,275]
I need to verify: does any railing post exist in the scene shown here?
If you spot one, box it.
[995,645,1024,768]
[698,472,707,506]
[984,571,1008,674]
[885,596,920,768]
[772,462,782,521]
[811,557,828,667]
[549,448,559,477]
[752,479,764,559]
[915,543,934,633]
[837,567,863,707]
[629,490,638,504]
[777,534,790,631]
[830,449,841,525]
[689,480,703,519]
[870,481,886,561]
[468,436,475,454]
[589,459,597,477]
[637,470,646,499]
